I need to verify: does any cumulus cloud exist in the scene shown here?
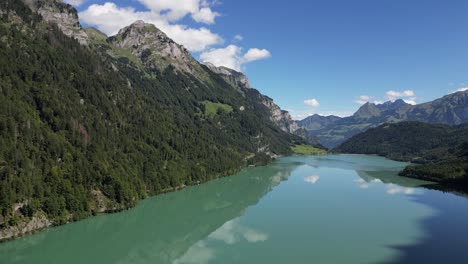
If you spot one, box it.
[304,175,320,184]
[64,0,85,7]
[243,48,271,62]
[79,1,222,52]
[192,7,219,24]
[137,0,219,23]
[354,95,371,105]
[304,99,320,107]
[385,90,417,105]
[200,45,271,71]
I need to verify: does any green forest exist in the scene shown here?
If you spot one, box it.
[335,121,468,192]
[0,0,305,230]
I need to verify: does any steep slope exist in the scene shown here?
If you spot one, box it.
[201,62,309,137]
[0,0,306,240]
[202,62,251,90]
[303,92,468,148]
[335,122,468,191]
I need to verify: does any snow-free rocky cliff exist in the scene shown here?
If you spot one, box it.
[23,0,88,45]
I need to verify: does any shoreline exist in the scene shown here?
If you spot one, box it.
[0,157,276,243]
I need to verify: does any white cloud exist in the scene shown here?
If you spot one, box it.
[200,45,271,71]
[304,175,320,184]
[318,111,353,117]
[192,7,219,24]
[450,87,468,94]
[386,90,415,100]
[304,99,320,107]
[373,100,384,105]
[385,90,417,105]
[243,48,271,63]
[233,34,243,41]
[64,0,85,7]
[137,0,219,24]
[80,2,222,52]
[354,95,371,105]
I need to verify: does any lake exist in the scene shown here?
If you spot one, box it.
[1,155,468,264]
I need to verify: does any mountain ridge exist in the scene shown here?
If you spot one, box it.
[300,91,468,148]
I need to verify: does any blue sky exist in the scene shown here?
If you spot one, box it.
[69,0,468,119]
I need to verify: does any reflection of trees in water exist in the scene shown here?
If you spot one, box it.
[0,162,298,264]
[356,170,430,187]
[302,154,407,172]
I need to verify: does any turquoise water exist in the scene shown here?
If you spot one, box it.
[1,155,468,264]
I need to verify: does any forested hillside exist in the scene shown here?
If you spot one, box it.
[0,0,306,239]
[335,122,468,191]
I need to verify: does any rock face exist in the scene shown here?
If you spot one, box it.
[260,96,301,134]
[0,213,52,241]
[23,0,88,45]
[109,20,200,74]
[301,90,468,148]
[202,62,252,90]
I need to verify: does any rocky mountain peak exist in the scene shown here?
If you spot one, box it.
[376,99,410,111]
[260,96,301,134]
[354,102,381,119]
[110,20,197,73]
[22,0,88,45]
[202,63,252,90]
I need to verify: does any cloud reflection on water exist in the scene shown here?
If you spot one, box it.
[174,218,268,264]
[304,175,320,184]
[354,177,418,195]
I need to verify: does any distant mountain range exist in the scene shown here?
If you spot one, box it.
[299,91,468,148]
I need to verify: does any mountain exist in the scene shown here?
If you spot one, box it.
[202,62,251,90]
[22,0,89,45]
[0,0,310,240]
[335,121,468,192]
[301,92,468,148]
[297,114,342,131]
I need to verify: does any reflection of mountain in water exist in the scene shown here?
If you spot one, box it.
[0,162,299,264]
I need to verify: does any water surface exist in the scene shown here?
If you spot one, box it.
[1,155,468,264]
